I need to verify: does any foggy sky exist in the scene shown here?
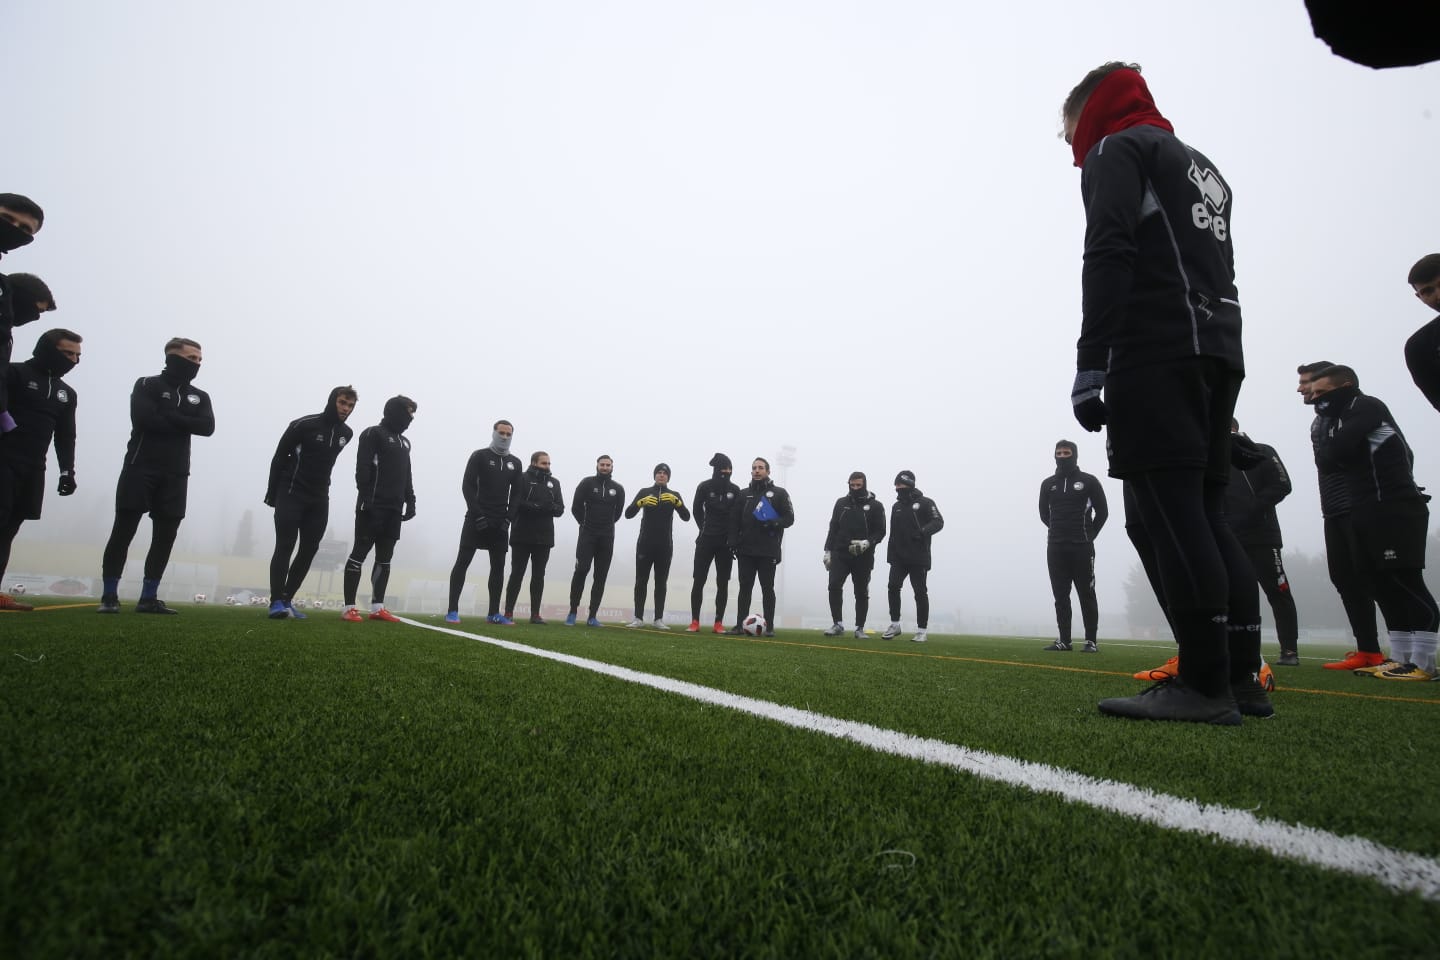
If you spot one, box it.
[6,1,1437,630]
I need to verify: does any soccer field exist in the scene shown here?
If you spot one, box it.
[3,604,1438,957]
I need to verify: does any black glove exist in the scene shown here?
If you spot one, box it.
[1071,370,1107,432]
[473,515,491,532]
[263,488,275,508]
[57,471,77,496]
[402,502,417,521]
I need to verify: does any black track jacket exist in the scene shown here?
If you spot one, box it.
[354,423,414,514]
[1079,125,1242,375]
[1038,469,1108,545]
[1225,438,1291,546]
[887,488,944,568]
[1,359,75,471]
[572,474,625,537]
[509,466,565,547]
[823,491,886,555]
[692,476,742,541]
[730,479,794,560]
[122,372,215,475]
[461,447,522,524]
[266,398,354,504]
[625,483,692,548]
[1314,386,1423,505]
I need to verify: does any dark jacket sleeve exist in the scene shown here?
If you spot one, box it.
[571,480,586,524]
[1248,445,1292,508]
[624,485,647,520]
[266,420,303,501]
[611,483,626,523]
[777,488,795,529]
[823,499,842,551]
[551,479,566,518]
[1088,477,1109,538]
[1405,325,1440,413]
[869,498,887,545]
[181,389,217,437]
[1038,480,1051,527]
[692,482,708,531]
[53,384,76,472]
[919,498,945,536]
[129,378,186,435]
[1077,136,1145,369]
[461,451,482,513]
[1317,398,1382,467]
[354,429,377,505]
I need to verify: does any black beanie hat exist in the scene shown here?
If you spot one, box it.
[894,470,916,487]
[654,462,671,478]
[1055,439,1077,456]
[709,453,732,470]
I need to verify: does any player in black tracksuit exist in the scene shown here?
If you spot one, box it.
[821,472,886,638]
[504,451,565,623]
[0,328,81,610]
[727,457,794,636]
[883,471,945,641]
[624,462,691,626]
[0,192,49,431]
[263,386,356,619]
[1405,254,1440,414]
[568,455,625,625]
[341,395,416,621]
[689,453,741,633]
[1312,368,1439,680]
[1064,64,1260,723]
[0,272,56,432]
[1038,441,1108,652]
[446,420,523,623]
[99,338,215,614]
[1224,421,1300,665]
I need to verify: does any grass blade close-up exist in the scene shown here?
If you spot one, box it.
[4,603,1438,958]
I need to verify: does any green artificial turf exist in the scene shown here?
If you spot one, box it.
[3,605,1437,958]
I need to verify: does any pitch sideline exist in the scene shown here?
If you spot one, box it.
[400,616,1440,903]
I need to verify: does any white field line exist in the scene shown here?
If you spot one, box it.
[401,617,1440,902]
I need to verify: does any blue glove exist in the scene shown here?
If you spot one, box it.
[1071,370,1107,432]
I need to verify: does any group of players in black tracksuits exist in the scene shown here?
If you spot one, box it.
[262,415,947,641]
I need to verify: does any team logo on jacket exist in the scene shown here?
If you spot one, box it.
[608,488,616,496]
[186,394,200,405]
[546,480,554,488]
[1074,481,1085,490]
[56,389,69,402]
[161,391,172,400]
[1384,548,1397,561]
[764,491,774,498]
[726,492,734,499]
[338,437,347,446]
[862,504,870,511]
[507,462,516,470]
[911,503,920,511]
[24,379,38,391]
[1187,161,1228,240]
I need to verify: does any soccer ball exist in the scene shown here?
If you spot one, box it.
[10,584,25,595]
[194,594,207,604]
[742,613,767,636]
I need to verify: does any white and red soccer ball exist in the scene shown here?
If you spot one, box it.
[742,613,767,636]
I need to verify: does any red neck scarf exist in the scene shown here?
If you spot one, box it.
[1070,69,1173,168]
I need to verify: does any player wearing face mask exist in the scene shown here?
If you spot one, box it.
[340,396,417,623]
[820,472,886,639]
[567,455,625,626]
[263,386,358,620]
[881,470,945,643]
[0,328,82,610]
[624,462,691,628]
[688,453,741,633]
[1037,440,1108,652]
[446,420,523,625]
[504,451,565,624]
[99,337,215,614]
[0,273,57,433]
